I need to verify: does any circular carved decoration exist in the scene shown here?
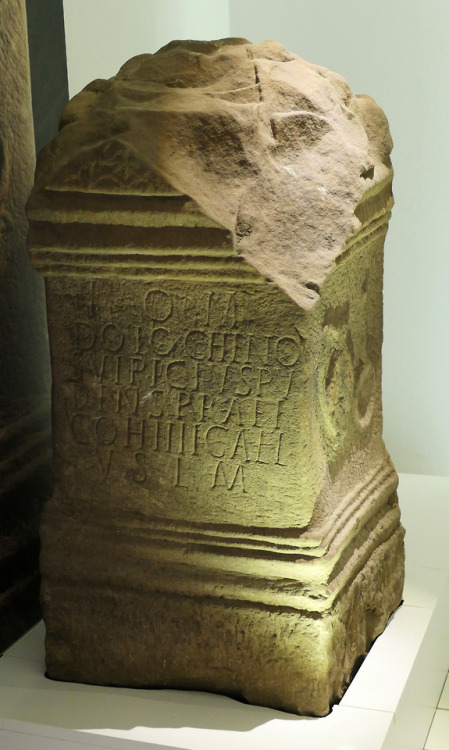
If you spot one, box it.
[318,326,355,454]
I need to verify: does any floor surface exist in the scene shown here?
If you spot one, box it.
[425,674,449,749]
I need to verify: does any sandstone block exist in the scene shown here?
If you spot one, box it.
[28,39,404,716]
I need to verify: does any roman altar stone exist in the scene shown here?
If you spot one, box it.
[27,39,404,716]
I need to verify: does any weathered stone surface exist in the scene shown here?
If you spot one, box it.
[0,0,52,651]
[34,38,392,312]
[28,39,404,716]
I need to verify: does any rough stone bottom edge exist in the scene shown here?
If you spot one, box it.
[42,524,404,717]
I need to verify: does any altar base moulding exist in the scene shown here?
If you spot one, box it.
[27,39,404,717]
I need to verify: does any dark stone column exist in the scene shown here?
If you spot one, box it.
[25,0,69,153]
[0,0,67,652]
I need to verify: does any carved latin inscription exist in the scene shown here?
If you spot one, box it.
[53,280,313,527]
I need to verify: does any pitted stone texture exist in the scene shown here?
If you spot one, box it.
[35,38,393,310]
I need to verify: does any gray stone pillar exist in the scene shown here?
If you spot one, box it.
[25,0,68,154]
[0,0,52,651]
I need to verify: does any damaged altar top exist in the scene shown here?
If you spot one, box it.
[35,38,393,310]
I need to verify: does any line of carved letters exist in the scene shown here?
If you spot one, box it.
[64,288,303,492]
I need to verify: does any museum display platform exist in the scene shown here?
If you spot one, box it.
[1,472,448,750]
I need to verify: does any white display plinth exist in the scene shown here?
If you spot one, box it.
[1,473,449,750]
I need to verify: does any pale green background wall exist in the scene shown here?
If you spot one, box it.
[62,0,449,477]
[63,0,230,95]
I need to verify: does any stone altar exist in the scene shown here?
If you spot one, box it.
[27,39,404,716]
